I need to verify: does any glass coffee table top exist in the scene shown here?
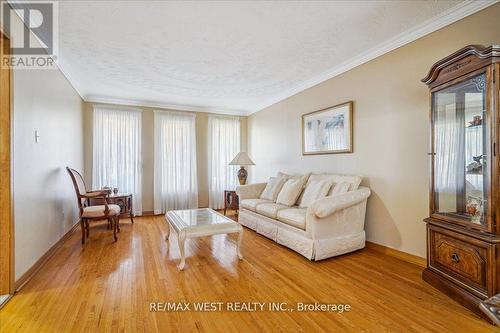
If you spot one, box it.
[166,208,237,232]
[164,208,243,270]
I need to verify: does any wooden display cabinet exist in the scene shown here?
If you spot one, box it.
[421,45,500,319]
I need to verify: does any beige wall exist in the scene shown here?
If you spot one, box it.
[13,62,84,278]
[83,102,247,212]
[248,4,500,258]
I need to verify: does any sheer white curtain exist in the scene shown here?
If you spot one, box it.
[154,111,198,213]
[92,106,142,215]
[208,115,240,209]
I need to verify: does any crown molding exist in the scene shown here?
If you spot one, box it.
[84,95,249,116]
[55,63,86,101]
[248,0,499,114]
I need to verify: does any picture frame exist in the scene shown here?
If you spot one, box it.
[302,101,353,155]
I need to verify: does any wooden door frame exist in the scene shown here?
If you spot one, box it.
[0,30,14,296]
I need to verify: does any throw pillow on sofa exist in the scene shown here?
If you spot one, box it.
[277,171,291,179]
[260,176,287,201]
[276,174,309,206]
[331,181,351,195]
[298,179,333,208]
[307,173,362,194]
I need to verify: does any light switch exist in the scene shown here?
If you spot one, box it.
[35,130,40,143]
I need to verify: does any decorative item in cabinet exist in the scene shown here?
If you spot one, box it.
[421,45,500,322]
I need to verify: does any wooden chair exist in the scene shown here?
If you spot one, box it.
[66,167,120,244]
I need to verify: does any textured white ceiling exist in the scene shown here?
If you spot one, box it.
[56,0,490,115]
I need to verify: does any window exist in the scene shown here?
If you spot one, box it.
[92,106,142,214]
[208,115,240,209]
[154,111,198,213]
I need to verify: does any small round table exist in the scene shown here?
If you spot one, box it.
[224,190,239,216]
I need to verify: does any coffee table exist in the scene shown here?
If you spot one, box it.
[165,208,243,270]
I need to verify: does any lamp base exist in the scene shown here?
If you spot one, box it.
[237,166,247,185]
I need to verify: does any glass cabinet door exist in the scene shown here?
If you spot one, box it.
[432,73,488,228]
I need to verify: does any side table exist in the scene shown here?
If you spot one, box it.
[224,190,239,216]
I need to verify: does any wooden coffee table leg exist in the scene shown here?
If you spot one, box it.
[237,228,243,260]
[177,233,186,270]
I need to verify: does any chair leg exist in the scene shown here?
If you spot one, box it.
[107,218,112,230]
[113,216,118,242]
[117,215,120,233]
[80,219,85,245]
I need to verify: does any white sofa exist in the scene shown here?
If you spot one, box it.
[236,173,371,261]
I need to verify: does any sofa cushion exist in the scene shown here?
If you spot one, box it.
[260,177,287,201]
[277,208,306,230]
[256,203,288,219]
[82,204,121,218]
[276,174,309,206]
[298,179,333,208]
[241,198,272,212]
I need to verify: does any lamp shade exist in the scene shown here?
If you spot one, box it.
[229,152,255,166]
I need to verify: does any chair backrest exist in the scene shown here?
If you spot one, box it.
[66,167,87,209]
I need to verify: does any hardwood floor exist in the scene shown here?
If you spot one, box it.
[0,215,495,332]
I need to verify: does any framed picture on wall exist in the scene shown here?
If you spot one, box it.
[302,101,353,155]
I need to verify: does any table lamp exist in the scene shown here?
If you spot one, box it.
[229,152,255,185]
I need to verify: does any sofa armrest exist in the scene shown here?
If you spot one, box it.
[305,187,371,239]
[310,187,371,219]
[236,183,267,200]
